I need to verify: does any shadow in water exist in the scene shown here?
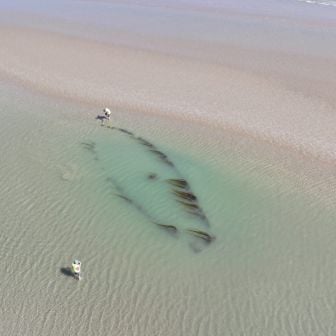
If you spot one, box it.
[96,114,107,121]
[60,267,74,278]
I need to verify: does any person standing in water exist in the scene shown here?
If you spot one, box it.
[104,107,111,120]
[72,260,82,280]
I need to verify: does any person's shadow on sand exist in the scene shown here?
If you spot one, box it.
[60,267,75,278]
[96,115,106,121]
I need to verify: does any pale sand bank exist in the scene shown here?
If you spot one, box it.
[0,24,336,162]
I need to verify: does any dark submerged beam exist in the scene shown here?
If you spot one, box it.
[186,229,215,242]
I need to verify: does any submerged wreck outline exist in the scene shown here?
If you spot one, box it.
[82,124,215,248]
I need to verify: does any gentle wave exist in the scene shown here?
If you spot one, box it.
[296,0,336,7]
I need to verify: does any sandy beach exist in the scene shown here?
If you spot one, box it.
[1,0,336,335]
[1,17,336,160]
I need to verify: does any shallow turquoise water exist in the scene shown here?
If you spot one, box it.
[1,81,336,335]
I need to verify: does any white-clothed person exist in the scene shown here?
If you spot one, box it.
[71,259,81,279]
[104,107,111,120]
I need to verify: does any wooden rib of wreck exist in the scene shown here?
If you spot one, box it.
[154,222,178,233]
[172,190,197,201]
[167,178,189,189]
[116,128,134,136]
[186,229,215,242]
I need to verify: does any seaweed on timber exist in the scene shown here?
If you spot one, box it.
[149,149,175,166]
[177,200,200,210]
[116,128,134,136]
[150,149,167,158]
[137,137,154,147]
[177,198,210,226]
[164,159,174,167]
[136,137,175,166]
[154,222,178,233]
[166,179,189,189]
[173,190,197,201]
[186,229,215,242]
[116,194,132,203]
